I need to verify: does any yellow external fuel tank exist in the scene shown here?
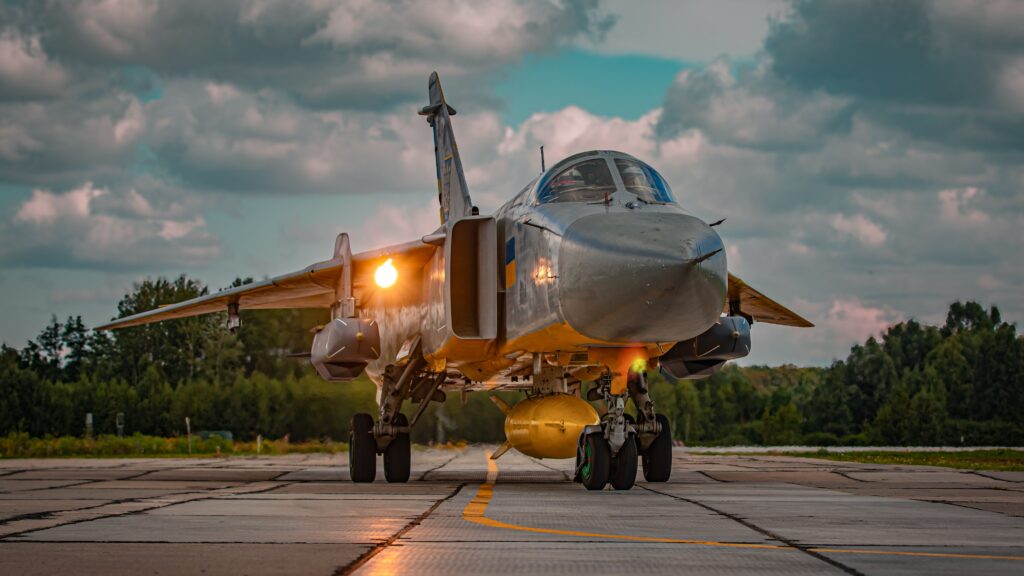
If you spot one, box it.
[491,393,600,459]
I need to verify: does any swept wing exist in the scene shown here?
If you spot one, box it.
[724,273,814,327]
[96,239,436,330]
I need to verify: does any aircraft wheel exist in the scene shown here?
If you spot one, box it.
[579,432,610,491]
[383,413,411,483]
[642,413,672,482]
[609,434,638,490]
[574,436,583,483]
[349,413,377,483]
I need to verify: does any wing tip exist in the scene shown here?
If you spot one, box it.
[94,317,139,331]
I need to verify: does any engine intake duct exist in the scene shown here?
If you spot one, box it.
[310,318,381,381]
[660,316,750,380]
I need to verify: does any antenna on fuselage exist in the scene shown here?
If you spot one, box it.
[539,145,545,172]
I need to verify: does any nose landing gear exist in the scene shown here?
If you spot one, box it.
[577,430,610,490]
[575,369,672,490]
[608,433,638,490]
[575,426,638,491]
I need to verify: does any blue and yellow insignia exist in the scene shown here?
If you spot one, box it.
[505,237,516,289]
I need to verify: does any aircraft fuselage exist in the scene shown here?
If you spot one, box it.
[362,150,727,389]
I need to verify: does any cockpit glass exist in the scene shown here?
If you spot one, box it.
[615,159,674,203]
[538,159,617,203]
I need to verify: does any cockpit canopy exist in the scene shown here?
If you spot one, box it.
[536,151,674,204]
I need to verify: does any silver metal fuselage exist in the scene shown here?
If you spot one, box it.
[362,151,727,389]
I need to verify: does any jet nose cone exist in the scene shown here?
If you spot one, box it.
[558,212,727,342]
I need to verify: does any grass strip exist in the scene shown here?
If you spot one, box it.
[780,449,1024,471]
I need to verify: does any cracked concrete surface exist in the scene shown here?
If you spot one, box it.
[0,447,1022,575]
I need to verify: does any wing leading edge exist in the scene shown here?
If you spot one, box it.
[724,273,814,328]
[96,239,436,330]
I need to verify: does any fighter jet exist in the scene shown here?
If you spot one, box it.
[99,73,812,490]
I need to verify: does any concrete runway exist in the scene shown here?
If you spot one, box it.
[1,447,1022,575]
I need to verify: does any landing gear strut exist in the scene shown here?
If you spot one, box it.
[577,373,638,490]
[629,370,671,482]
[575,370,671,489]
[346,338,446,484]
[608,432,637,490]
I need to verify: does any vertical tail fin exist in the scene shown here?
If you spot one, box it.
[419,72,473,224]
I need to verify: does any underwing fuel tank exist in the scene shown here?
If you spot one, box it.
[490,394,599,459]
[660,315,751,380]
[310,318,381,381]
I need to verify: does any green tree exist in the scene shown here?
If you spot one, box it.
[110,275,214,386]
[761,403,802,445]
[135,366,173,435]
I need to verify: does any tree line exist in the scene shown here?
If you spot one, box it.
[1,276,1021,445]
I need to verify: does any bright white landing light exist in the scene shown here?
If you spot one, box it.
[375,258,398,288]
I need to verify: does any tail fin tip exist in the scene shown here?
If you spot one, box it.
[422,72,471,223]
[419,72,456,117]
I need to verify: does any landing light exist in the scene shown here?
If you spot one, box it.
[375,258,398,288]
[630,357,648,373]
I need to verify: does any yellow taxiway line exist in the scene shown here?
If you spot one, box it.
[461,455,1024,563]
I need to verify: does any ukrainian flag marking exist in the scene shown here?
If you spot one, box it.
[505,237,516,289]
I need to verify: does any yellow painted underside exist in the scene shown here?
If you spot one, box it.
[435,321,674,386]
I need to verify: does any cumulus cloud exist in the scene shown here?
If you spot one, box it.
[356,197,443,250]
[0,30,69,100]
[0,92,145,188]
[750,296,906,364]
[144,80,447,195]
[938,187,991,226]
[69,0,159,58]
[0,182,220,270]
[658,59,850,149]
[309,0,607,62]
[824,297,903,344]
[829,213,886,247]
[765,0,1024,151]
[16,0,611,110]
[0,0,612,190]
[0,123,42,162]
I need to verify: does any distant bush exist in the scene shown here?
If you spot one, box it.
[802,432,839,446]
[838,433,872,446]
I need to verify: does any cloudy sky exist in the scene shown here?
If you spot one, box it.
[1,0,1022,366]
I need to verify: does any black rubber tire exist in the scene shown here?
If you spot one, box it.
[641,413,672,482]
[573,435,583,483]
[383,413,411,483]
[579,432,610,491]
[349,413,377,483]
[609,434,638,490]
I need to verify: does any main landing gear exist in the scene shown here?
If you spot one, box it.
[350,411,414,483]
[347,339,446,483]
[576,370,672,490]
